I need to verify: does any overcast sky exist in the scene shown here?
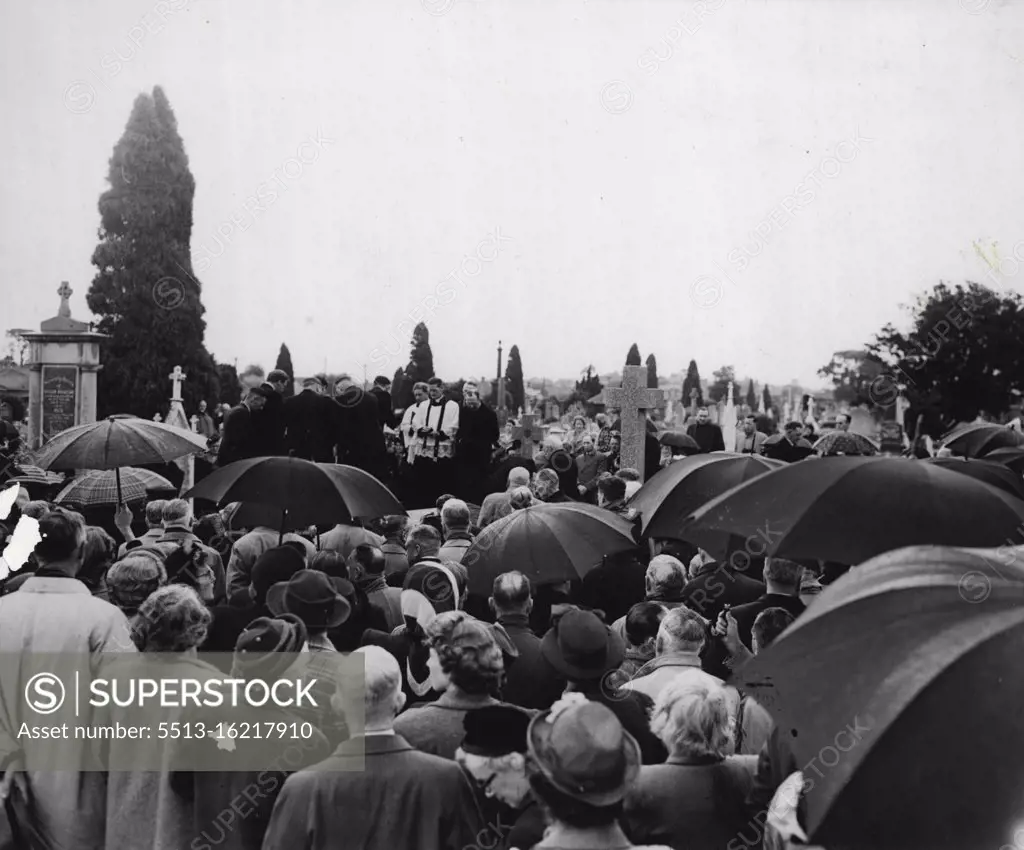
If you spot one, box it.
[2,0,1022,389]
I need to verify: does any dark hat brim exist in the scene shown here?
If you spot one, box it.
[540,624,625,681]
[266,581,351,630]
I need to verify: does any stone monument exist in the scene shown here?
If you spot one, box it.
[511,412,542,460]
[163,365,195,497]
[605,365,664,482]
[722,382,737,451]
[22,282,108,449]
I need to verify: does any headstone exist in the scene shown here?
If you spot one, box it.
[189,415,199,433]
[23,283,108,449]
[162,366,194,500]
[722,382,737,452]
[878,421,904,455]
[604,365,665,482]
[153,412,163,422]
[511,413,541,460]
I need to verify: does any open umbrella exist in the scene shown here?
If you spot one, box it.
[657,431,701,454]
[735,545,1024,848]
[32,415,207,504]
[8,464,65,487]
[184,457,406,534]
[681,456,1024,566]
[54,469,156,507]
[463,503,639,595]
[941,422,1024,458]
[630,452,784,554]
[813,431,878,456]
[922,456,1024,500]
[978,445,1024,473]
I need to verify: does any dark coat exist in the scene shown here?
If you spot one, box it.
[624,755,758,850]
[218,404,264,466]
[261,733,485,850]
[369,386,397,429]
[497,613,565,710]
[764,437,814,464]
[456,404,499,466]
[575,681,667,765]
[393,690,503,760]
[360,626,444,707]
[686,422,726,453]
[332,391,386,474]
[730,593,806,650]
[284,390,337,462]
[579,551,648,625]
[745,722,800,818]
[255,385,287,455]
[680,564,766,621]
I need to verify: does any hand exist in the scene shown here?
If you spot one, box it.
[577,485,587,495]
[114,504,133,531]
[722,611,742,653]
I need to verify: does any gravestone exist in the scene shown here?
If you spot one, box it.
[604,365,664,482]
[22,283,108,449]
[162,366,194,497]
[878,421,905,455]
[722,382,737,451]
[511,413,541,460]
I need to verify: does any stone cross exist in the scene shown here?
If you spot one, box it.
[57,281,72,318]
[605,365,665,482]
[512,413,541,459]
[153,412,163,422]
[190,415,199,433]
[169,366,186,401]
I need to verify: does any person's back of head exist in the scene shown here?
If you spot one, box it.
[646,554,687,600]
[381,515,407,543]
[625,601,667,649]
[311,550,348,581]
[34,507,86,574]
[441,498,471,533]
[598,475,626,506]
[616,468,641,483]
[406,523,442,561]
[764,557,804,593]
[80,526,117,588]
[656,606,707,656]
[508,486,534,511]
[145,499,168,529]
[348,645,405,729]
[162,498,191,528]
[507,467,530,490]
[490,571,532,617]
[350,543,386,578]
[107,552,167,616]
[21,500,49,520]
[131,584,211,653]
[751,606,795,654]
[251,545,306,606]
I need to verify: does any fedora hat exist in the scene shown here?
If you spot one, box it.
[267,569,351,631]
[527,695,640,806]
[541,609,624,681]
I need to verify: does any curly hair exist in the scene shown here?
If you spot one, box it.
[80,526,117,588]
[131,584,210,653]
[426,612,504,696]
[508,486,534,511]
[107,552,167,616]
[650,676,735,759]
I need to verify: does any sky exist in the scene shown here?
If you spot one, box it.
[2,0,1023,391]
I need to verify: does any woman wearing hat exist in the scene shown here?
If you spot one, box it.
[519,694,672,850]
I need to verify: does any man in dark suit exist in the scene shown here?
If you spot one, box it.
[262,646,485,850]
[489,571,563,710]
[253,369,290,456]
[284,376,337,462]
[764,421,815,463]
[686,405,726,453]
[332,375,386,477]
[455,381,499,504]
[679,549,766,622]
[729,556,806,650]
[216,386,270,467]
[369,375,397,429]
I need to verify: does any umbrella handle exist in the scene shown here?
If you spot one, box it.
[116,467,123,506]
[279,508,286,545]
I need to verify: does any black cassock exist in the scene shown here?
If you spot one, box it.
[455,403,499,504]
[283,389,337,462]
[333,389,386,477]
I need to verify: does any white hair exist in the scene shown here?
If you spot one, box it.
[650,676,735,758]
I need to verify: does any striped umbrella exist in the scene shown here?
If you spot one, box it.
[54,468,171,507]
[8,464,65,486]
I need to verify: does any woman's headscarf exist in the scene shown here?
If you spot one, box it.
[401,563,460,696]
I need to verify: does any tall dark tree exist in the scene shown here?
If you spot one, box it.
[274,344,295,397]
[681,359,703,410]
[395,322,434,408]
[745,379,757,411]
[708,365,736,404]
[215,363,241,406]
[645,354,658,388]
[505,345,525,412]
[762,384,774,417]
[574,365,604,402]
[626,343,642,366]
[818,350,888,407]
[87,86,219,417]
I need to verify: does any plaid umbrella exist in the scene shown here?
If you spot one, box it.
[54,468,159,507]
[8,464,65,486]
[813,431,879,457]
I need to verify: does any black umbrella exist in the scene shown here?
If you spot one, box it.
[976,446,1024,473]
[922,456,1024,500]
[941,423,1024,458]
[735,544,1024,848]
[681,456,1024,566]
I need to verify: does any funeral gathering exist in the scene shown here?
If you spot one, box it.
[1,2,1023,849]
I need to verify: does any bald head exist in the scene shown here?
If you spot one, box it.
[507,467,530,489]
[646,554,687,600]
[351,646,405,727]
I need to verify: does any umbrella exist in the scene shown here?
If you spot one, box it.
[813,431,878,456]
[680,456,1024,566]
[922,456,1024,500]
[463,502,639,595]
[978,445,1024,473]
[734,544,1024,847]
[183,457,406,533]
[32,415,208,504]
[657,431,701,454]
[55,469,151,507]
[940,422,1024,458]
[630,452,784,554]
[763,433,814,449]
[8,464,65,486]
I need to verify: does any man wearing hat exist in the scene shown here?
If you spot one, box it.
[284,375,337,462]
[253,368,291,456]
[218,385,271,467]
[541,609,667,765]
[524,694,672,850]
[369,375,397,430]
[331,374,386,477]
[456,705,547,850]
[409,377,460,506]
